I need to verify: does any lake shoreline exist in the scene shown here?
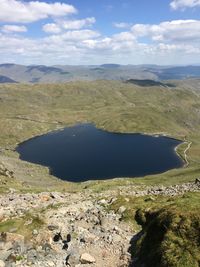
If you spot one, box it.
[15,123,184,182]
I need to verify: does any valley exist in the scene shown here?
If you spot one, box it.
[1,79,200,266]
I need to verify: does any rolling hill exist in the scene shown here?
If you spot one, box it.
[0,64,200,83]
[0,75,17,83]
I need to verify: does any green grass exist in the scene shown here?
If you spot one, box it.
[131,193,200,267]
[0,213,44,240]
[108,192,200,227]
[108,192,200,267]
[0,80,200,190]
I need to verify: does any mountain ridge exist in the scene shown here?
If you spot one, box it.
[1,63,200,83]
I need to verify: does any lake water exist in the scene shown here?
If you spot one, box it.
[16,124,184,182]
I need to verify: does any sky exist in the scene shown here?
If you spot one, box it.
[1,0,200,65]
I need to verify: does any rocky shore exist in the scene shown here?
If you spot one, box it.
[0,180,200,267]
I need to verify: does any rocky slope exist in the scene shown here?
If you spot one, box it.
[0,190,132,267]
[0,180,200,267]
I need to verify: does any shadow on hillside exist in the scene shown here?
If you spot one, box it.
[128,231,143,267]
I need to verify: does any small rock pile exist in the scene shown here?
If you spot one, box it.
[115,179,200,197]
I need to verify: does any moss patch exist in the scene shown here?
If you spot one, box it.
[0,213,44,240]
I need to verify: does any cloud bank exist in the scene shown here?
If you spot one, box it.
[0,0,200,65]
[0,0,77,23]
[170,0,200,10]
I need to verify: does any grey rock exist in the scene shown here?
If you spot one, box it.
[80,253,96,264]
[0,250,12,261]
[66,249,80,266]
[48,225,59,231]
[32,229,38,236]
[118,206,126,214]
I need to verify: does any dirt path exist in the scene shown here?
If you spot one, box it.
[184,141,192,166]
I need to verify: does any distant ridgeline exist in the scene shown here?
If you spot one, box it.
[0,75,17,83]
[0,63,200,83]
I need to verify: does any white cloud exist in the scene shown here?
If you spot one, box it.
[43,17,96,34]
[1,24,27,33]
[113,32,136,42]
[170,0,200,9]
[131,20,200,42]
[42,23,61,33]
[113,22,131,29]
[0,0,77,23]
[0,19,200,65]
[62,17,96,30]
[82,32,136,52]
[45,30,100,43]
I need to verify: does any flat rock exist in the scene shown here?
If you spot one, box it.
[80,253,96,264]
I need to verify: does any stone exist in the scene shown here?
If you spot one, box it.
[0,241,12,251]
[98,199,107,205]
[0,250,12,261]
[0,260,5,267]
[47,261,55,266]
[50,192,62,200]
[2,232,24,244]
[40,195,50,202]
[32,229,38,236]
[66,249,80,266]
[80,253,96,264]
[112,234,122,243]
[48,225,59,231]
[118,206,126,214]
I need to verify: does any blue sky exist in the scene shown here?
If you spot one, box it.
[0,0,200,65]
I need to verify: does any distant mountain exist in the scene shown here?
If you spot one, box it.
[100,64,121,69]
[0,75,17,83]
[149,66,200,80]
[26,65,63,74]
[0,63,16,68]
[0,63,200,83]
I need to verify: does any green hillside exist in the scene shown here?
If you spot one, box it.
[1,80,200,266]
[0,80,200,191]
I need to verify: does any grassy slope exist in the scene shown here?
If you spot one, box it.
[0,80,200,191]
[108,191,200,267]
[133,193,200,267]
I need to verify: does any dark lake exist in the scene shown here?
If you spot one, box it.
[16,124,184,182]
